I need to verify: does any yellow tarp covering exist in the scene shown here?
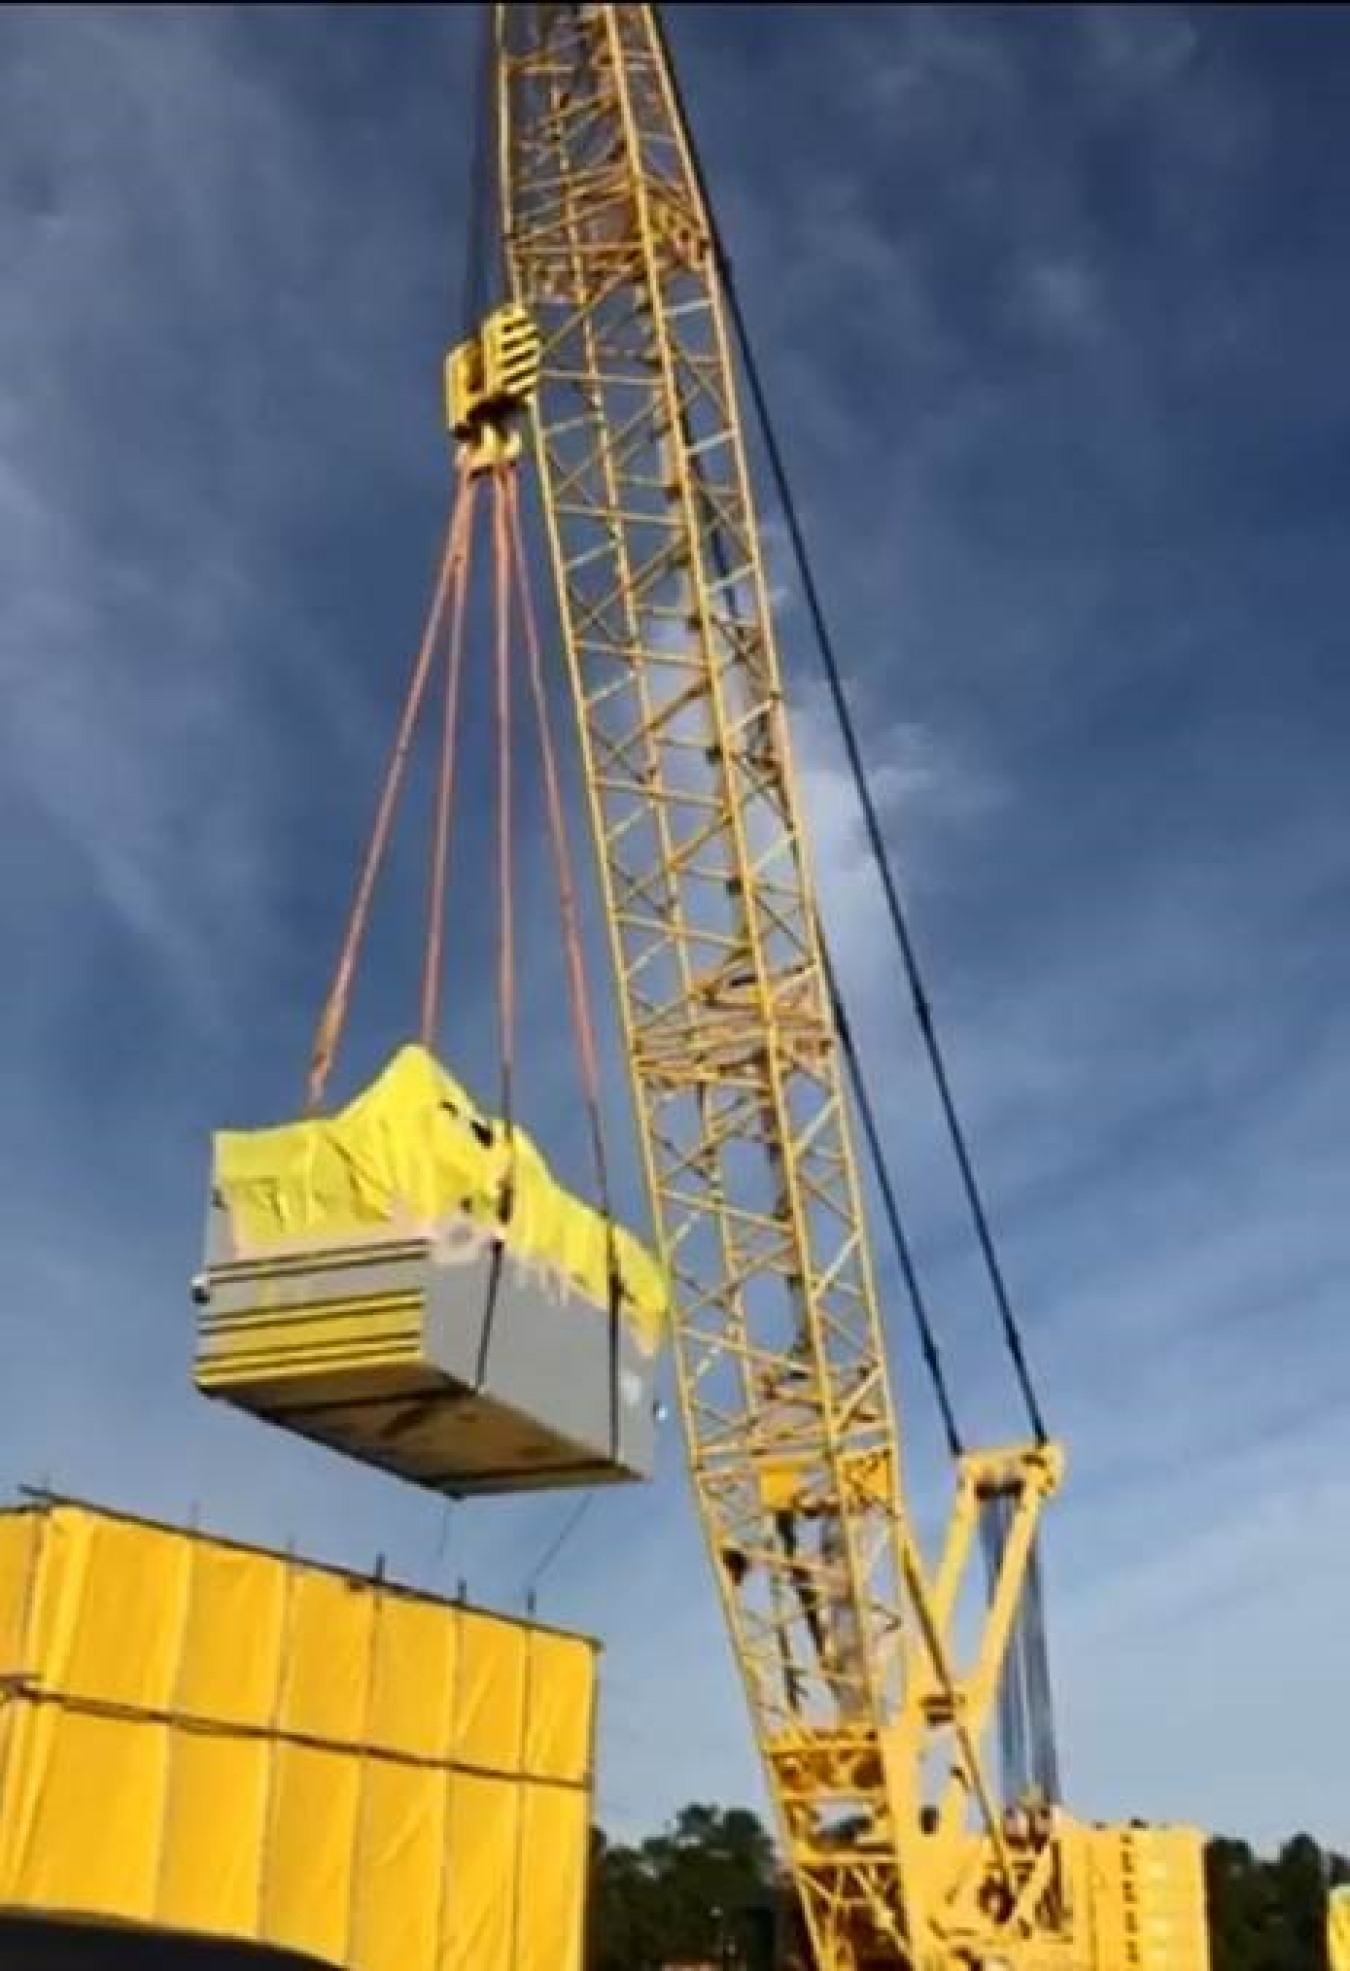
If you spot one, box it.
[1330,1886,1350,1971]
[0,1502,595,1971]
[215,1043,666,1356]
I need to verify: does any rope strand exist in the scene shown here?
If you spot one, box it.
[421,467,480,1047]
[307,480,473,1111]
[503,472,612,1210]
[492,467,517,1162]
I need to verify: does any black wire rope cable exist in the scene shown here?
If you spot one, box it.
[667,377,967,1453]
[825,947,964,1460]
[651,3,1048,1447]
[679,409,966,1459]
[521,1493,596,1607]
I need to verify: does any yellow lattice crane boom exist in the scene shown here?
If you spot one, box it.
[494,7,1094,1965]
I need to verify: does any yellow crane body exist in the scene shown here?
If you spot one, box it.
[497,6,1083,1964]
[494,5,1212,1966]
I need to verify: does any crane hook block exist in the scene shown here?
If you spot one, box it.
[445,303,542,473]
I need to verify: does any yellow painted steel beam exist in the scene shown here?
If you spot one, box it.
[496,7,1082,1964]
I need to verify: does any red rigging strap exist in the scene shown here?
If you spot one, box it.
[491,466,516,1139]
[420,474,480,1049]
[307,470,479,1112]
[504,475,600,1123]
[303,456,616,1252]
[504,468,614,1224]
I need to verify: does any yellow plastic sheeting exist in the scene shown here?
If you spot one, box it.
[0,1704,162,1919]
[0,1513,37,1672]
[214,1043,666,1355]
[279,1567,376,1744]
[454,1609,527,1771]
[517,1784,588,1971]
[0,1502,595,1971]
[366,1592,459,1762]
[349,1765,447,1970]
[1331,1887,1350,1971]
[3,1503,593,1776]
[262,1744,363,1966]
[157,1732,270,1938]
[524,1629,595,1782]
[176,1537,290,1727]
[442,1773,517,1970]
[28,1510,187,1711]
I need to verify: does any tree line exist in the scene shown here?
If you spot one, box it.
[587,1805,1350,1971]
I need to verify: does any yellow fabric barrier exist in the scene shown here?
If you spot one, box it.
[215,1043,666,1356]
[0,1501,594,1971]
[1331,1886,1350,1971]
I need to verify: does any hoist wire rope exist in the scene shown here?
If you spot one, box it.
[825,947,963,1461]
[522,1491,596,1607]
[652,3,1048,1446]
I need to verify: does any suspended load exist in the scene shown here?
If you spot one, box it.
[193,1044,666,1494]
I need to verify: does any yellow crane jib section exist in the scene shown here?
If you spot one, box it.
[194,1045,667,1496]
[445,303,541,472]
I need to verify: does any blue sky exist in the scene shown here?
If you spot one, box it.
[3,3,1348,1856]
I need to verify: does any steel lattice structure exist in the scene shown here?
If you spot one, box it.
[497,8,1077,1964]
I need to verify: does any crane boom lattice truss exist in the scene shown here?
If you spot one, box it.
[497,8,1071,1965]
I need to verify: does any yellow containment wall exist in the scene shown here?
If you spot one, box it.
[0,1501,596,1971]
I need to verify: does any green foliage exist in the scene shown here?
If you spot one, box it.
[586,1803,791,1971]
[588,1805,1349,1971]
[1207,1832,1349,1971]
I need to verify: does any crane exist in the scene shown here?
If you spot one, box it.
[198,7,1211,1966]
[491,6,1081,1966]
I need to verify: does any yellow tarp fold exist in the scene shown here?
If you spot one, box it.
[215,1043,666,1356]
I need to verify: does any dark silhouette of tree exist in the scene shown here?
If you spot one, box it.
[1205,1830,1348,1971]
[586,1804,787,1970]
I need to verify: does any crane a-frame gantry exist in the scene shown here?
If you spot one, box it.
[494,7,1079,1964]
